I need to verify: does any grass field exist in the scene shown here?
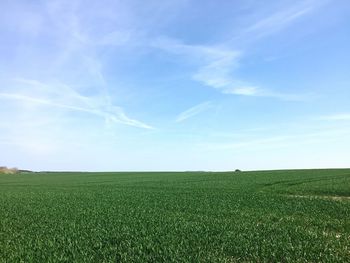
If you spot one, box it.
[0,169,349,262]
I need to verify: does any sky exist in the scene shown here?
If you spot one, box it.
[1,0,350,171]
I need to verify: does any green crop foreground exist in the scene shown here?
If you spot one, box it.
[0,169,349,262]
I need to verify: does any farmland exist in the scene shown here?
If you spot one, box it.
[0,169,349,262]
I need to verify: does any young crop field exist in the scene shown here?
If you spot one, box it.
[0,169,349,262]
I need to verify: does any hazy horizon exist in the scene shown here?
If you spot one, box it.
[1,0,350,171]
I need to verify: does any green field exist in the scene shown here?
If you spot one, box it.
[0,169,349,262]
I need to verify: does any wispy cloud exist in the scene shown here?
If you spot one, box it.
[318,113,350,121]
[243,2,318,39]
[153,37,302,100]
[150,1,329,101]
[1,79,153,129]
[175,101,213,123]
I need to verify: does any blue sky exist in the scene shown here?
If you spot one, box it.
[1,0,350,171]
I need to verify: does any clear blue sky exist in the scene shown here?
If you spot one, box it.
[1,0,350,171]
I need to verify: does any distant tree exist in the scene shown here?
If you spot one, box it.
[235,169,242,172]
[0,167,19,174]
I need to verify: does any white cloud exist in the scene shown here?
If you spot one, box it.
[0,79,153,130]
[154,37,302,99]
[234,0,329,42]
[224,86,259,96]
[245,6,313,38]
[176,101,213,123]
[318,114,350,121]
[151,1,329,101]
